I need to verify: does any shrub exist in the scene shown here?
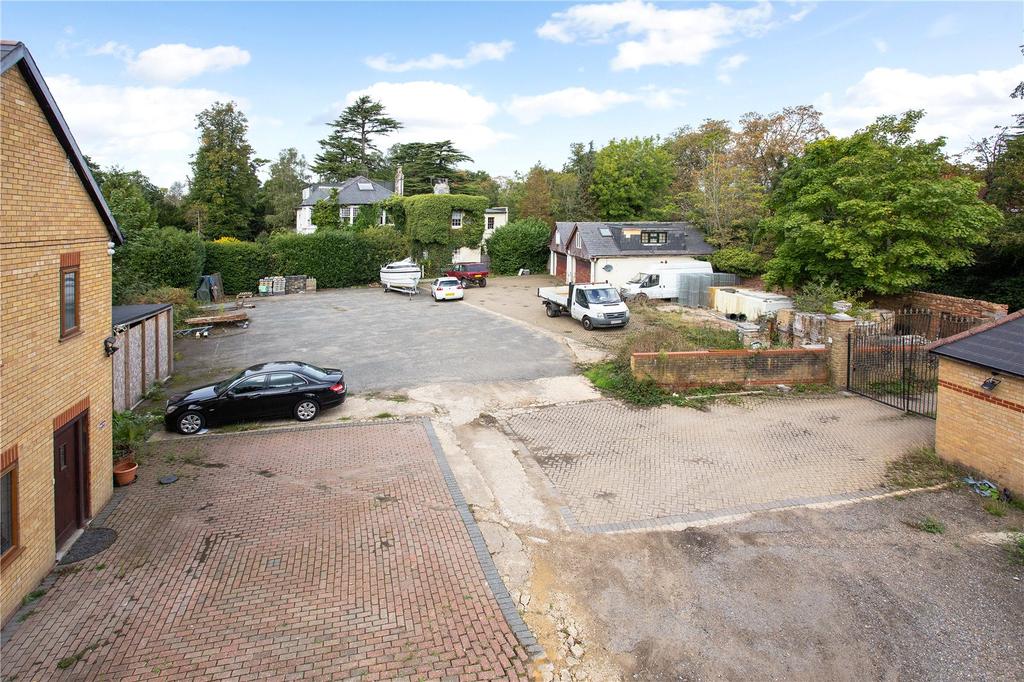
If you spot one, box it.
[113,227,205,303]
[792,278,868,315]
[112,410,158,462]
[205,239,271,294]
[709,247,766,278]
[486,218,552,275]
[268,227,407,288]
[126,286,201,327]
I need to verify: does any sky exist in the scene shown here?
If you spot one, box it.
[4,1,1022,188]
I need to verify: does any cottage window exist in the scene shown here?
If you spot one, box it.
[640,231,667,245]
[486,216,495,230]
[451,210,463,229]
[60,263,80,338]
[0,461,17,562]
[575,231,582,248]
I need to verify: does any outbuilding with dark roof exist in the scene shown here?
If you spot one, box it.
[927,309,1023,496]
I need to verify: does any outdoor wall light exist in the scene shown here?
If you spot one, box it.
[107,240,116,256]
[103,336,119,357]
[981,376,1001,391]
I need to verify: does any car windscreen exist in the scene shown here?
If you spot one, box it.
[584,288,622,304]
[438,279,460,286]
[462,264,487,272]
[627,273,646,284]
[214,369,248,394]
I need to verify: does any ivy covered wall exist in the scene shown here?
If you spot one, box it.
[403,194,489,275]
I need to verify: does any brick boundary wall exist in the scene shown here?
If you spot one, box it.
[874,291,1009,321]
[632,347,830,390]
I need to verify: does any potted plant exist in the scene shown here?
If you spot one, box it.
[112,411,152,486]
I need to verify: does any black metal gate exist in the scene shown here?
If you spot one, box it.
[847,309,940,418]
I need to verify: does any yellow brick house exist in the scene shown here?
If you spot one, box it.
[1,41,124,623]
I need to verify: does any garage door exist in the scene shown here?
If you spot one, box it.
[574,258,591,284]
[555,253,567,278]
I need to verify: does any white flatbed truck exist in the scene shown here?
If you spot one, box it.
[537,283,631,331]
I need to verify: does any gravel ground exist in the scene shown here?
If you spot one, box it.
[525,487,1024,680]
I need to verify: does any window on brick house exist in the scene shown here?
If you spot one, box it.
[60,263,80,338]
[1,462,17,561]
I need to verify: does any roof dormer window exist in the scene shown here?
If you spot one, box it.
[641,231,667,245]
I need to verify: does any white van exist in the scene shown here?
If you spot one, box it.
[619,260,713,302]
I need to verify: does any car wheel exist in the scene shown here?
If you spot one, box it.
[545,304,560,318]
[479,278,487,288]
[295,399,319,422]
[582,316,594,331]
[177,411,205,435]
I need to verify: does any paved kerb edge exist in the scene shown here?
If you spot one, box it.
[419,417,545,659]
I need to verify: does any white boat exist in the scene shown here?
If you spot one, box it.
[380,258,423,293]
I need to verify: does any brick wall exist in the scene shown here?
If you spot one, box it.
[935,358,1023,496]
[1,68,115,623]
[632,347,830,389]
[875,291,1009,325]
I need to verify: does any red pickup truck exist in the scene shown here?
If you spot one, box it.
[445,263,489,287]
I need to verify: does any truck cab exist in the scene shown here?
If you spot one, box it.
[538,283,630,330]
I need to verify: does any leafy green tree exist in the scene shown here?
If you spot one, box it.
[387,140,472,195]
[100,169,159,238]
[313,96,401,180]
[762,111,1002,294]
[708,247,766,278]
[188,102,262,240]
[311,189,342,232]
[264,148,310,232]
[486,218,552,275]
[562,141,598,219]
[518,164,554,225]
[591,137,674,221]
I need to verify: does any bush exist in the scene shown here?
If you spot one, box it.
[792,279,868,314]
[112,410,159,462]
[113,227,205,303]
[268,227,407,288]
[205,239,271,294]
[486,218,552,275]
[709,247,765,278]
[126,287,201,327]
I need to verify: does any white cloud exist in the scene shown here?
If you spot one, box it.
[716,53,748,84]
[87,42,251,83]
[818,64,1024,154]
[334,81,510,152]
[506,85,685,124]
[48,75,238,185]
[873,38,888,54]
[365,41,514,72]
[536,0,792,70]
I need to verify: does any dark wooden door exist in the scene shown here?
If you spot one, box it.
[574,258,591,284]
[54,419,84,547]
[555,253,566,278]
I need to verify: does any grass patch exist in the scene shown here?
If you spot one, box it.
[884,447,963,489]
[217,422,263,433]
[1008,534,1024,565]
[790,383,836,394]
[382,394,408,403]
[584,361,742,409]
[373,412,397,419]
[56,640,106,670]
[983,499,1009,517]
[21,588,46,605]
[915,516,946,534]
[17,608,36,623]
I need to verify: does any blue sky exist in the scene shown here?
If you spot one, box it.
[4,1,1022,187]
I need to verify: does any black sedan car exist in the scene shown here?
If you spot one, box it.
[165,361,346,434]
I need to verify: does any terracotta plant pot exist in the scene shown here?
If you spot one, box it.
[113,459,138,487]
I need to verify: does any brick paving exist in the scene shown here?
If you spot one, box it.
[505,395,935,530]
[0,421,531,681]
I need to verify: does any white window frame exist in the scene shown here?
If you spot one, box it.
[451,210,463,229]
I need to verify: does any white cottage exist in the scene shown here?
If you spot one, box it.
[295,176,394,234]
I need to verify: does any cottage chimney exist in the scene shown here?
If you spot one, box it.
[395,166,404,196]
[433,178,450,195]
[302,184,313,200]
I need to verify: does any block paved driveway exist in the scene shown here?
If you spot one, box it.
[505,394,936,531]
[175,287,573,393]
[0,421,531,681]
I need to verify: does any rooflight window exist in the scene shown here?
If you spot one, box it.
[357,182,374,191]
[599,228,612,237]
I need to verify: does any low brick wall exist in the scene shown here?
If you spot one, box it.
[874,291,1008,339]
[632,347,830,389]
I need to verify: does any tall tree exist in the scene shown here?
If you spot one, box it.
[100,168,159,239]
[762,111,1001,294]
[591,137,674,221]
[313,96,401,180]
[518,164,554,225]
[562,141,598,219]
[387,140,472,195]
[188,101,262,239]
[263,148,310,232]
[732,105,829,188]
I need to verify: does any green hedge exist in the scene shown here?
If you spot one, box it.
[708,247,766,278]
[205,240,271,294]
[113,227,205,303]
[267,227,407,288]
[486,218,552,275]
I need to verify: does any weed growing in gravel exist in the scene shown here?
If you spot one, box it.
[884,447,963,489]
[915,517,946,534]
[373,412,396,419]
[21,588,46,605]
[1009,534,1024,565]
[983,499,1009,517]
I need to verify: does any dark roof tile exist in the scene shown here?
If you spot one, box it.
[928,309,1024,377]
